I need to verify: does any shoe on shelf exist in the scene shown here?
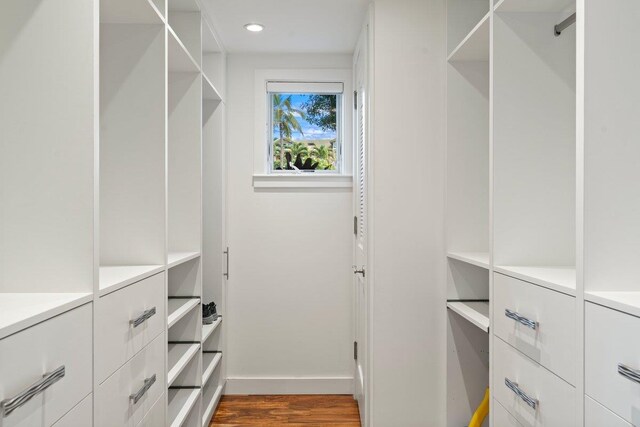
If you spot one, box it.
[202,301,218,325]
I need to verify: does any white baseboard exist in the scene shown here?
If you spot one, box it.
[225,376,354,395]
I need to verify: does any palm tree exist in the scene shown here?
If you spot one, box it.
[312,144,330,161]
[288,141,309,161]
[273,94,305,169]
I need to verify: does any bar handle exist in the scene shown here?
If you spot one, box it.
[505,309,538,330]
[505,377,538,410]
[129,374,156,405]
[1,366,66,418]
[224,247,229,279]
[130,307,157,328]
[618,364,640,385]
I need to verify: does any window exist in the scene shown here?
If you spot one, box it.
[267,82,343,174]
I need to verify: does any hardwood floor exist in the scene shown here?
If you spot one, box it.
[210,395,361,426]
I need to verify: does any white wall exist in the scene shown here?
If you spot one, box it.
[225,53,354,394]
[370,0,447,425]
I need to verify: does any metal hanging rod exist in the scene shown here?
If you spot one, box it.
[555,13,576,36]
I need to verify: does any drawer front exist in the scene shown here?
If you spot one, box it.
[585,396,632,427]
[493,272,577,384]
[139,393,165,427]
[52,394,92,427]
[97,272,165,382]
[493,337,575,426]
[493,399,524,427]
[97,333,165,427]
[0,304,92,427]
[586,302,640,424]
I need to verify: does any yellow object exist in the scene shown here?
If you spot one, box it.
[468,387,490,427]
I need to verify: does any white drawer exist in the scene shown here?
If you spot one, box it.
[493,273,577,385]
[96,332,165,427]
[586,302,640,424]
[493,337,575,426]
[52,394,92,427]
[139,392,165,427]
[585,396,632,427]
[96,272,165,382]
[493,398,524,427]
[0,303,92,427]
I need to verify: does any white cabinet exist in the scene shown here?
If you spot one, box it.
[493,337,575,426]
[585,396,632,427]
[96,333,165,427]
[51,394,93,427]
[0,304,92,427]
[493,273,576,385]
[96,272,166,383]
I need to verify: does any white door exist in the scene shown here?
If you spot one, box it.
[353,31,368,426]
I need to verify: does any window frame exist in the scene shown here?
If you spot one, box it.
[267,89,344,175]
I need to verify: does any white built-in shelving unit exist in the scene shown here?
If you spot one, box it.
[0,0,226,425]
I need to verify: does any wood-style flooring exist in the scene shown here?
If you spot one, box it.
[210,395,361,426]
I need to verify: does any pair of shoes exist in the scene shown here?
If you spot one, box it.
[202,301,218,325]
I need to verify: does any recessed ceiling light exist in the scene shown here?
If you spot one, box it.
[244,23,264,32]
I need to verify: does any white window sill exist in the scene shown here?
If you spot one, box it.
[253,174,353,189]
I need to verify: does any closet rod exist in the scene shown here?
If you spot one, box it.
[554,13,576,36]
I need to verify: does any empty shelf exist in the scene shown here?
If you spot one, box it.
[447,251,490,269]
[101,0,163,24]
[202,352,222,386]
[585,291,640,319]
[494,265,576,296]
[495,0,575,13]
[202,385,224,427]
[447,301,490,332]
[168,343,201,386]
[168,0,200,12]
[448,12,490,62]
[203,75,222,101]
[168,28,200,73]
[168,298,200,328]
[168,388,200,427]
[99,265,164,296]
[168,251,201,268]
[0,293,93,340]
[202,316,222,342]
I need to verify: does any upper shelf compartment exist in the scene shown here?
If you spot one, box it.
[168,27,200,73]
[101,0,164,24]
[448,12,490,62]
[495,0,575,13]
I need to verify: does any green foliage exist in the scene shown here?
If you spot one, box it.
[302,95,337,132]
[273,94,305,169]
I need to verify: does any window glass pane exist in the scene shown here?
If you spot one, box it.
[270,93,340,172]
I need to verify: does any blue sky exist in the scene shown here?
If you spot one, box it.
[273,94,337,141]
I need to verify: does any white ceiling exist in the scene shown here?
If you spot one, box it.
[202,0,369,53]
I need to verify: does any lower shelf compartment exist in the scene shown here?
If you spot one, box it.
[202,384,224,427]
[168,343,201,387]
[168,388,200,427]
[202,352,222,385]
[447,300,490,333]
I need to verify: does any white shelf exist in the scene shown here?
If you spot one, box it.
[168,388,200,427]
[168,27,200,73]
[202,352,222,385]
[168,251,201,269]
[168,298,200,328]
[168,343,201,386]
[202,316,222,342]
[495,0,575,13]
[99,265,164,296]
[494,265,576,296]
[448,12,490,62]
[202,385,223,427]
[203,75,222,102]
[447,301,490,333]
[101,0,164,24]
[0,293,93,340]
[585,291,640,319]
[447,251,490,269]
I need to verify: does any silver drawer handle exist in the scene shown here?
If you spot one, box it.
[130,307,157,328]
[618,364,640,385]
[505,377,538,410]
[1,366,65,418]
[505,309,538,330]
[130,374,156,405]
